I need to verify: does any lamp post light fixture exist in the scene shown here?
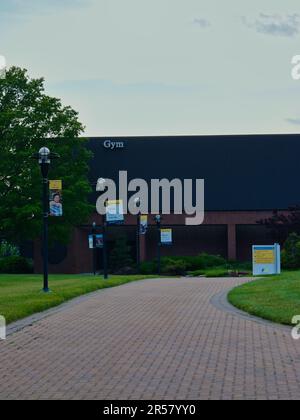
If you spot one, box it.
[96,177,106,192]
[154,215,162,275]
[32,147,59,293]
[134,197,141,273]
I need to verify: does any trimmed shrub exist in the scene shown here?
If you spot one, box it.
[196,253,226,269]
[0,256,33,274]
[140,253,227,275]
[161,259,187,276]
[205,269,229,278]
[161,253,226,271]
[140,261,157,275]
[187,270,206,277]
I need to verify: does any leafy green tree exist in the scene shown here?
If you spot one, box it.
[0,240,20,258]
[0,67,93,244]
[110,236,134,272]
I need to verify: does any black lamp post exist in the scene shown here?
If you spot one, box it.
[154,215,162,275]
[92,222,97,275]
[135,197,141,273]
[33,147,59,293]
[102,213,108,280]
[96,179,108,280]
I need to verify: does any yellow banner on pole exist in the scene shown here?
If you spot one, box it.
[49,180,62,190]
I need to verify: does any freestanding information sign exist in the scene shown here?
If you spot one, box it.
[252,244,281,276]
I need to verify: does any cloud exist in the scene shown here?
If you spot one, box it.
[286,118,300,125]
[193,18,211,29]
[48,79,196,95]
[242,13,300,37]
[0,0,87,15]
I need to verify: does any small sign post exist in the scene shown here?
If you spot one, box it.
[252,244,281,276]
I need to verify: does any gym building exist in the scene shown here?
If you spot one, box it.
[34,134,300,274]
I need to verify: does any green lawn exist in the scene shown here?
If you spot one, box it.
[228,271,300,326]
[0,274,155,324]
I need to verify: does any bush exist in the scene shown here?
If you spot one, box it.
[161,253,226,271]
[161,259,187,276]
[187,270,206,277]
[140,261,157,275]
[0,256,33,274]
[281,233,300,269]
[226,261,252,272]
[196,253,226,268]
[205,269,229,278]
[140,253,227,275]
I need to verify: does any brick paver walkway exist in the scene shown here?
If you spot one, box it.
[1,277,300,400]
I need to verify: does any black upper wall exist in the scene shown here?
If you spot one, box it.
[86,134,300,211]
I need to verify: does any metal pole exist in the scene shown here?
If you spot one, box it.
[157,219,161,276]
[136,213,141,273]
[92,223,97,275]
[103,219,108,279]
[42,175,49,292]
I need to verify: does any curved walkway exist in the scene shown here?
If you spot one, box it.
[0,277,300,400]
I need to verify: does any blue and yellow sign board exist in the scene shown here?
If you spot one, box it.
[252,244,281,276]
[161,229,173,246]
[106,200,124,225]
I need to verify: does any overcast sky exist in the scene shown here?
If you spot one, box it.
[1,0,300,137]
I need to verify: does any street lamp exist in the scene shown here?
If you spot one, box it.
[96,178,106,192]
[95,178,108,279]
[134,197,141,273]
[154,215,162,275]
[92,222,97,276]
[33,147,59,293]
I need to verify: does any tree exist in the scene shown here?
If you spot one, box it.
[0,67,93,244]
[110,236,134,272]
[257,206,300,243]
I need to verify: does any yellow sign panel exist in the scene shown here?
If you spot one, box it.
[106,200,123,206]
[49,180,62,190]
[140,215,148,223]
[253,250,275,264]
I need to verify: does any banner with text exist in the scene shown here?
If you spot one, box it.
[161,229,173,246]
[106,200,124,225]
[49,180,63,217]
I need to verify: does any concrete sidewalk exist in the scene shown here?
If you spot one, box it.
[0,277,300,400]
